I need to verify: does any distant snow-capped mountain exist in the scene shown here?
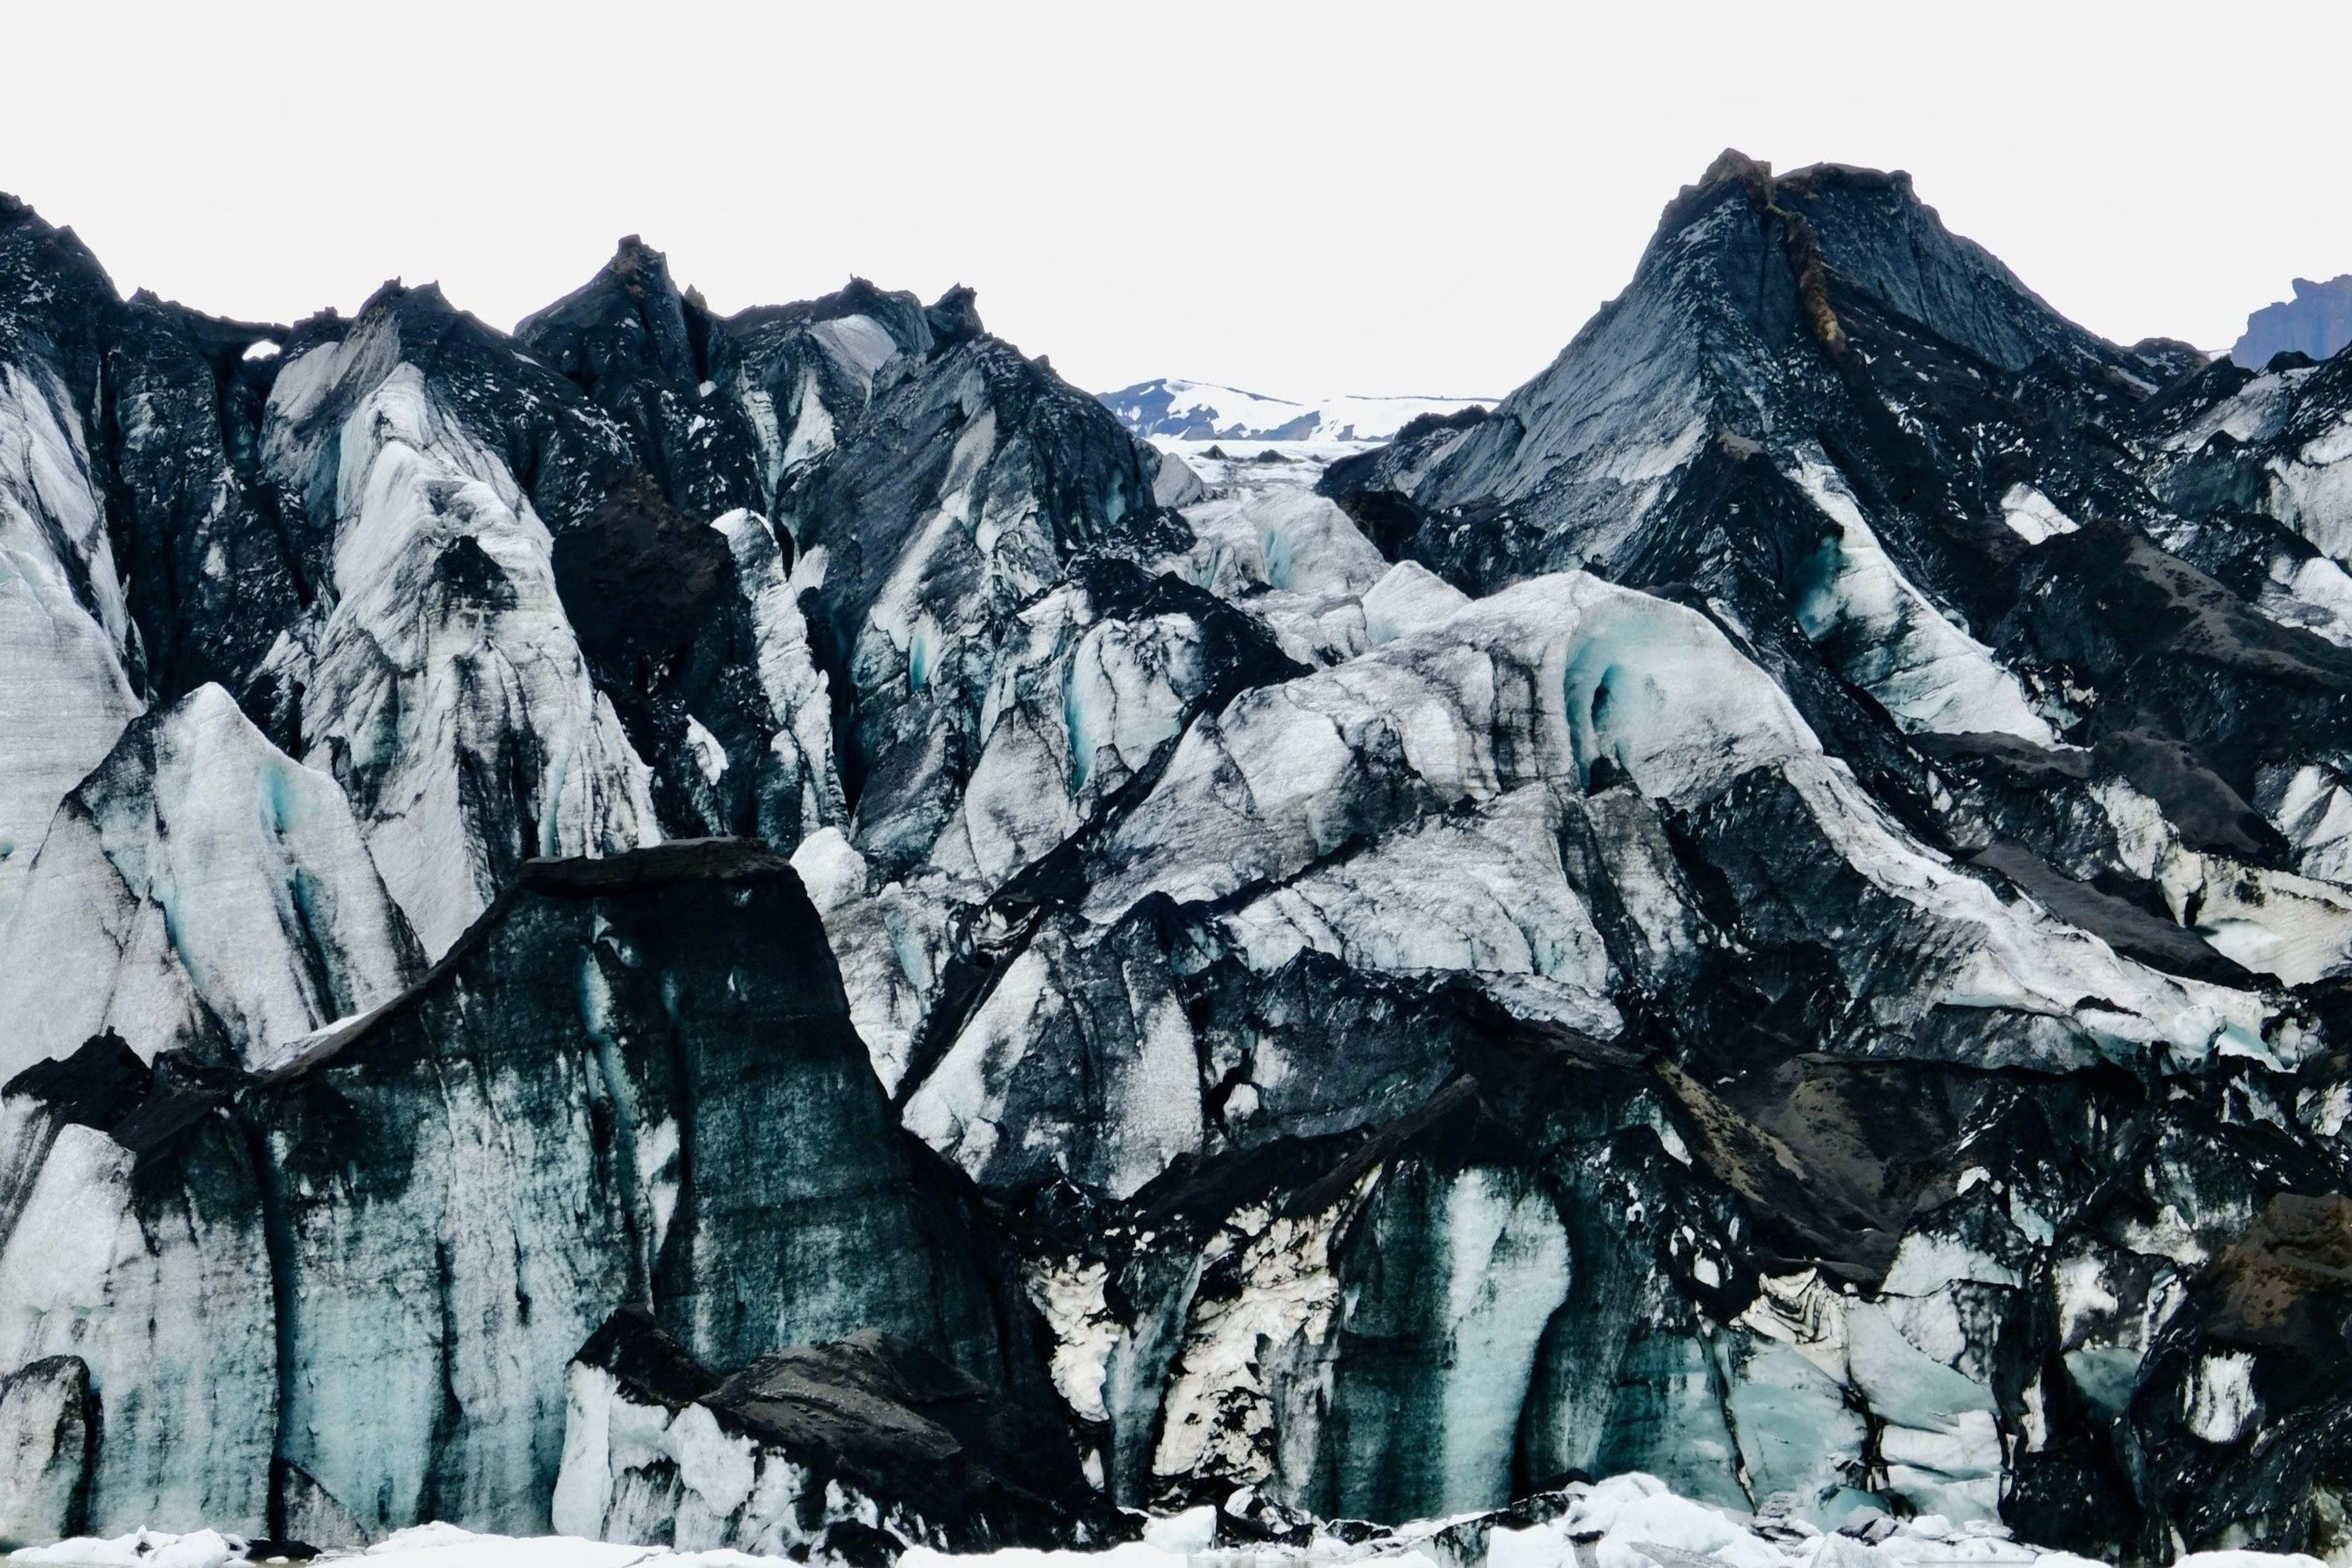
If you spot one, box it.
[1099,377,1489,442]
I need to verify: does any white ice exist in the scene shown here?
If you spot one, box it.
[713,510,846,842]
[791,829,949,1097]
[0,1125,275,1537]
[1156,470,1389,669]
[1087,569,2282,1074]
[1997,485,2080,547]
[2093,777,2352,987]
[809,314,902,392]
[926,584,1207,895]
[1361,561,1470,647]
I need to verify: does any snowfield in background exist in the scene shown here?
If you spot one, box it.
[8,1476,2333,1568]
[1101,379,1490,443]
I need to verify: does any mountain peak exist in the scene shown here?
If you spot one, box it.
[1641,149,2114,378]
[1649,146,1776,243]
[516,233,703,391]
[1654,149,1921,237]
[609,232,657,264]
[925,282,985,346]
[1692,145,1775,198]
[2233,272,2352,367]
[601,233,680,298]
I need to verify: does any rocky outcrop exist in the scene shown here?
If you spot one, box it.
[552,1307,1126,1556]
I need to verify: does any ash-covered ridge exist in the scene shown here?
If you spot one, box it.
[6,151,2352,1563]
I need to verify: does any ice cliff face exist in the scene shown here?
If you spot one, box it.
[0,842,1044,1550]
[7,156,2352,1563]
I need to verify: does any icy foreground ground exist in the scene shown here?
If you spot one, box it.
[9,1476,2328,1568]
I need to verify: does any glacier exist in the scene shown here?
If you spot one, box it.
[6,153,2352,1564]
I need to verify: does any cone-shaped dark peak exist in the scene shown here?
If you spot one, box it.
[1644,148,2114,375]
[0,191,125,377]
[612,233,652,261]
[1651,148,1777,238]
[604,234,674,294]
[1697,146,1776,198]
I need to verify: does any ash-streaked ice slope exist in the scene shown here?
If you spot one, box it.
[6,150,2352,1568]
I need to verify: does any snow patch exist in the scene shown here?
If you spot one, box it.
[1997,484,2080,546]
[1023,1257,1119,1425]
[2182,1351,2260,1444]
[1103,379,1489,443]
[24,1475,2342,1568]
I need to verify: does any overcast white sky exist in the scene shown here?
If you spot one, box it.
[8,1,2349,401]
